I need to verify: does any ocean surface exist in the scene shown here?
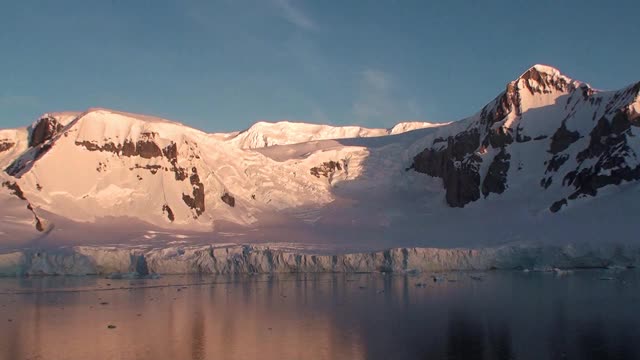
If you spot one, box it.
[1,270,639,360]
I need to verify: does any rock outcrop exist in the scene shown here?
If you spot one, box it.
[29,115,64,148]
[411,129,482,207]
[411,66,640,212]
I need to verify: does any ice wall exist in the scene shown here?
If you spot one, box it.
[1,243,638,276]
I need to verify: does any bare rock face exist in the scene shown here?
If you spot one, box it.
[545,154,570,174]
[410,75,640,214]
[182,167,205,218]
[540,153,570,189]
[518,66,573,95]
[310,161,343,178]
[549,199,568,213]
[1,181,45,232]
[412,129,482,207]
[6,143,54,177]
[129,164,162,174]
[310,160,345,185]
[162,204,175,222]
[561,110,640,202]
[5,116,64,176]
[1,181,26,200]
[0,140,14,153]
[549,121,580,154]
[120,139,161,158]
[221,192,235,207]
[485,126,514,148]
[75,132,163,159]
[162,143,188,181]
[515,124,532,143]
[29,115,64,148]
[76,135,190,180]
[482,149,511,197]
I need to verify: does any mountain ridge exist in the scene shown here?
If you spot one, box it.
[1,65,639,262]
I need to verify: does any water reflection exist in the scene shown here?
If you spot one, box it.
[446,311,485,360]
[0,270,639,360]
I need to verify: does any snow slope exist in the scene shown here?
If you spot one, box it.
[223,120,442,149]
[1,65,639,275]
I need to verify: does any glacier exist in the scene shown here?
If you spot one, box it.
[0,243,637,276]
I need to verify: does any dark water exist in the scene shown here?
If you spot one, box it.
[1,270,639,360]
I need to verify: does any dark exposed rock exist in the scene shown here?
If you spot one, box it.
[519,66,573,95]
[33,143,52,160]
[121,139,162,159]
[0,140,14,152]
[482,148,511,197]
[75,140,121,153]
[221,192,235,207]
[478,73,540,130]
[310,161,342,178]
[76,138,163,159]
[545,154,569,173]
[485,127,513,148]
[76,138,190,179]
[2,182,45,232]
[34,216,44,232]
[130,164,162,175]
[549,121,580,154]
[540,177,553,189]
[516,134,532,143]
[182,167,205,217]
[515,126,531,143]
[550,199,567,213]
[172,166,188,181]
[27,203,45,232]
[563,109,640,201]
[162,143,188,181]
[533,135,548,141]
[480,90,516,127]
[5,142,54,176]
[162,204,175,222]
[162,143,178,164]
[1,181,26,200]
[181,195,199,217]
[412,129,482,207]
[579,83,596,100]
[576,114,630,163]
[29,115,64,147]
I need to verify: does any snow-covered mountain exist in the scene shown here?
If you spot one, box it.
[1,64,639,275]
[220,120,441,149]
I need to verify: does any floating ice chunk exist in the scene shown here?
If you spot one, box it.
[552,268,573,276]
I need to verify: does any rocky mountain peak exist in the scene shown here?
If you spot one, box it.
[513,64,578,95]
[29,114,64,148]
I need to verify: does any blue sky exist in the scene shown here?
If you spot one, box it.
[1,0,639,132]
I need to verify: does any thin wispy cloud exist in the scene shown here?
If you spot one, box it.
[272,0,316,31]
[352,68,423,125]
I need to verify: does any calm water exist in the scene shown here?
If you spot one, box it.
[0,270,639,360]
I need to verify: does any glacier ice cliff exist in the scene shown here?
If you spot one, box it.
[0,243,638,276]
